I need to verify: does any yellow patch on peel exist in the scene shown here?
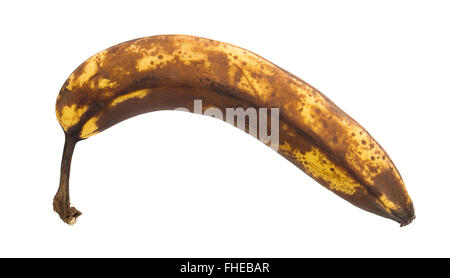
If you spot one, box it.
[281,145,361,195]
[278,141,293,152]
[80,116,100,139]
[300,147,361,195]
[67,59,99,90]
[126,44,156,55]
[66,50,108,91]
[136,56,155,72]
[378,194,399,212]
[57,104,88,131]
[97,78,117,89]
[111,89,150,106]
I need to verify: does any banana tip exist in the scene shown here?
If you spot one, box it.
[400,214,415,227]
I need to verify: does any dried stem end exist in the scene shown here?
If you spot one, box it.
[53,134,82,225]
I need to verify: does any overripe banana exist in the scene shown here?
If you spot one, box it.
[55,35,414,226]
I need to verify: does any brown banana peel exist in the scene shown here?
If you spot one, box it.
[54,35,415,226]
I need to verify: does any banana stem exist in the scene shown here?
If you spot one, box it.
[53,134,82,224]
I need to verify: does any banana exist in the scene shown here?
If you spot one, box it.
[54,35,415,226]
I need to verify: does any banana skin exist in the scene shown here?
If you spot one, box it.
[55,35,415,226]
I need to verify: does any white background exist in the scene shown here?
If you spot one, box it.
[0,0,449,258]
